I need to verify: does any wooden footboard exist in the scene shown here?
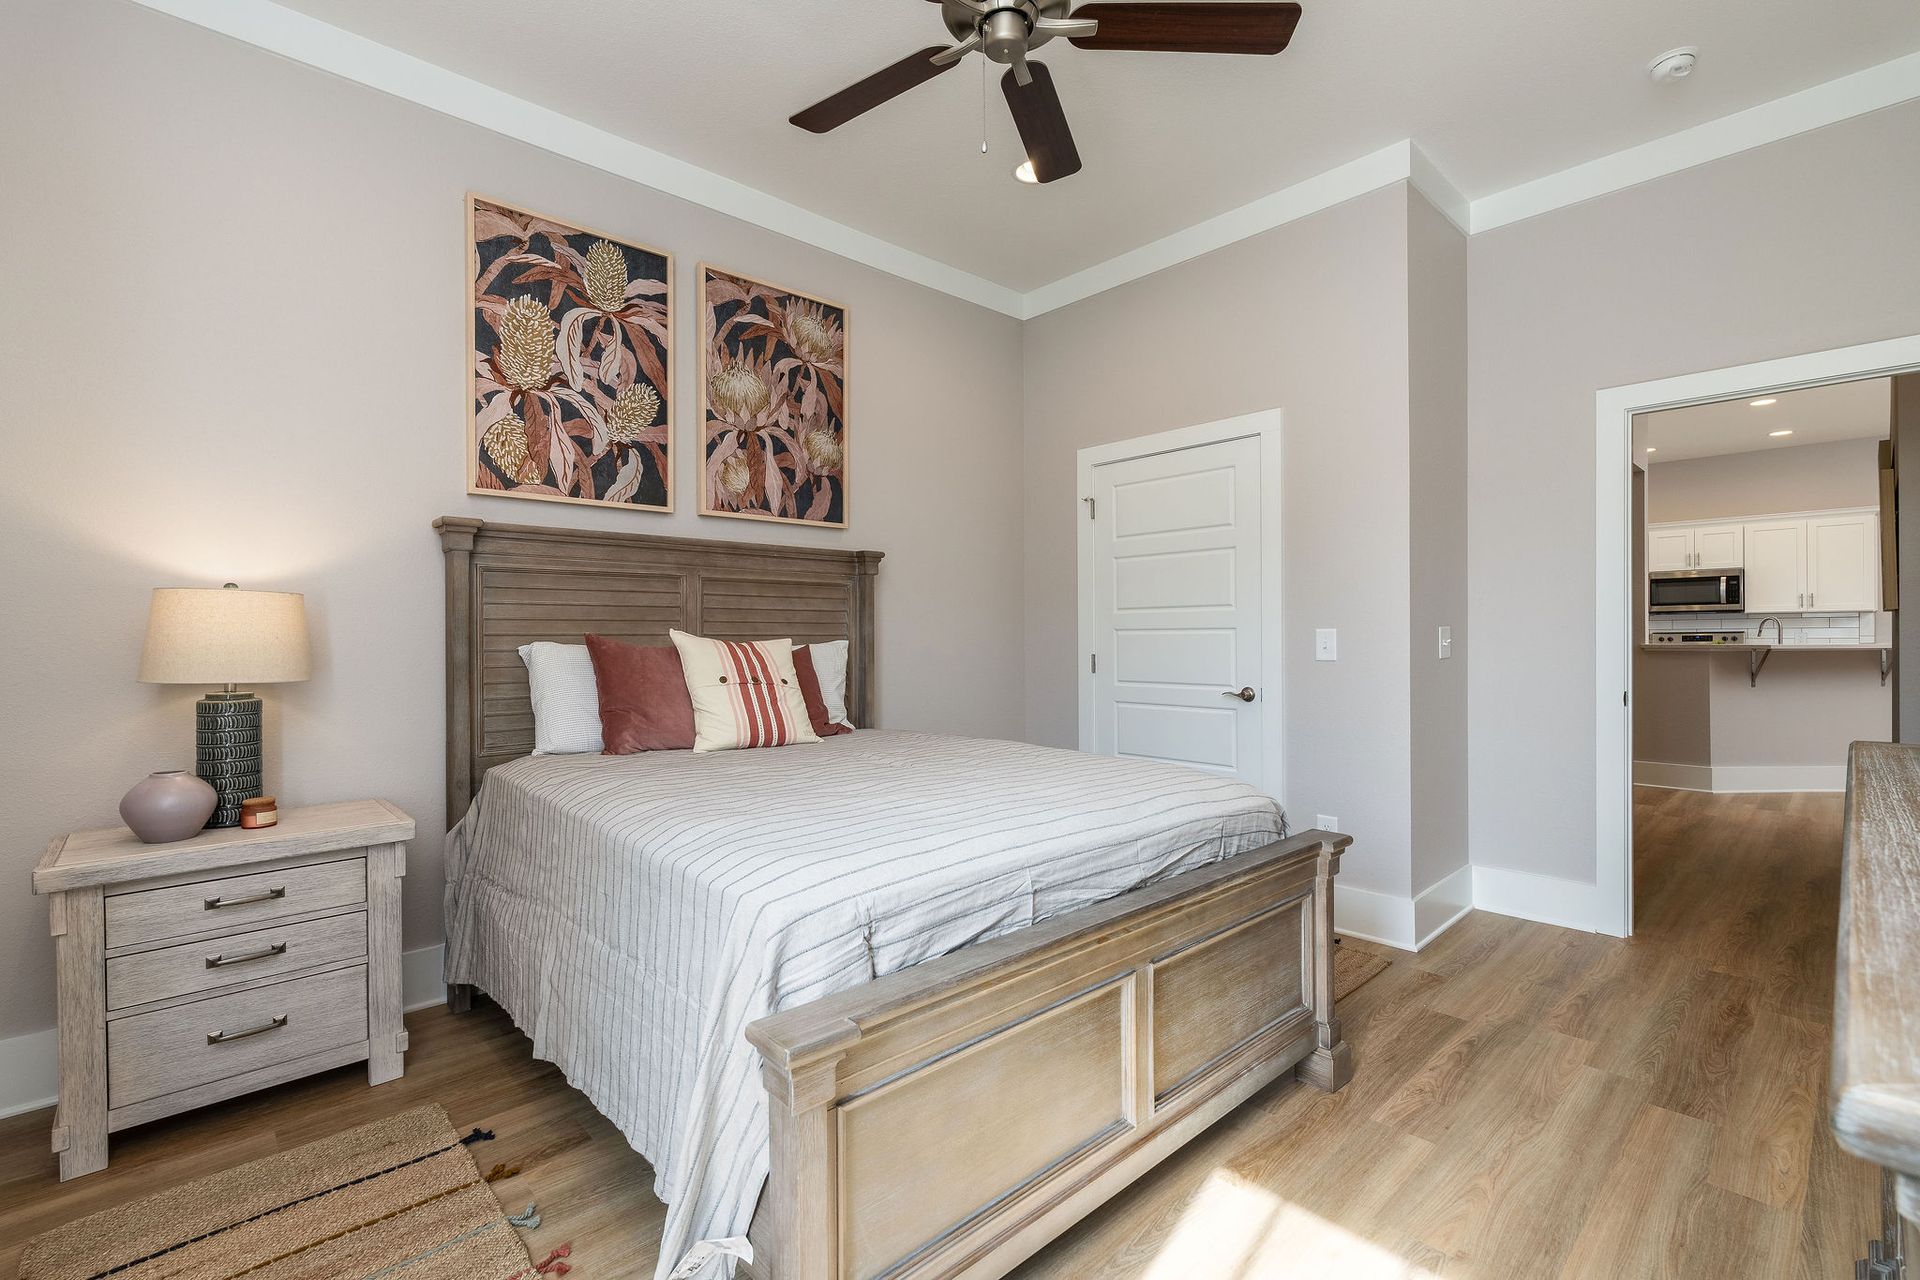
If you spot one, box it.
[744,829,1351,1280]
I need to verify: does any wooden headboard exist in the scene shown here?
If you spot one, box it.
[435,517,882,826]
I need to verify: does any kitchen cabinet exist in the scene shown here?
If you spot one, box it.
[1648,522,1744,570]
[1745,520,1809,612]
[1807,512,1879,610]
[1667,508,1880,614]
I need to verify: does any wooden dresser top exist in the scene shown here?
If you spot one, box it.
[1832,741,1920,1176]
[34,799,414,894]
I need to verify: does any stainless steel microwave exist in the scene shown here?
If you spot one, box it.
[1648,568,1743,614]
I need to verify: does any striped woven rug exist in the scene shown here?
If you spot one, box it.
[20,1104,547,1280]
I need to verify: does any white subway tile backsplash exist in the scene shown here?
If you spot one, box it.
[1644,610,1875,646]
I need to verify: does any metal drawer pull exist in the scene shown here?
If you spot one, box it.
[207,1014,288,1044]
[205,942,288,969]
[203,886,286,910]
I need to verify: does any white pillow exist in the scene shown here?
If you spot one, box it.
[517,642,603,754]
[805,640,854,728]
[668,630,820,753]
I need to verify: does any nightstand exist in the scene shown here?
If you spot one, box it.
[32,799,414,1180]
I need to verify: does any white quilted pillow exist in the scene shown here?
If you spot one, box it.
[517,642,604,755]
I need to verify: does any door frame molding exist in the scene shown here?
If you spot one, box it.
[1595,334,1920,938]
[1076,410,1286,803]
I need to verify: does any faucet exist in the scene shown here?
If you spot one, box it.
[1755,616,1783,646]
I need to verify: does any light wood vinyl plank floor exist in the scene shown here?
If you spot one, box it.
[0,788,1879,1277]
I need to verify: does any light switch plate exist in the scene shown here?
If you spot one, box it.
[1439,625,1453,660]
[1315,628,1338,661]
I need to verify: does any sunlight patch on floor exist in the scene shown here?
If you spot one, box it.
[1144,1169,1438,1280]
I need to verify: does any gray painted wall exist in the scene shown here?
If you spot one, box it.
[0,1,1027,1039]
[1469,99,1920,885]
[1407,191,1471,899]
[1647,437,1882,523]
[1022,185,1418,900]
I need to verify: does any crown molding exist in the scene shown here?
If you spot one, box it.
[127,0,1920,318]
[125,0,1028,317]
[1470,48,1920,233]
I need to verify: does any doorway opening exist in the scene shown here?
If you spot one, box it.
[1594,336,1920,937]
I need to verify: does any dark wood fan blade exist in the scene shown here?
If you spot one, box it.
[1068,3,1302,54]
[1002,62,1082,183]
[790,47,955,133]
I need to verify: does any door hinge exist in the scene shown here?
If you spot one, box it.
[1083,496,1096,519]
[1623,690,1629,707]
[1090,653,1097,674]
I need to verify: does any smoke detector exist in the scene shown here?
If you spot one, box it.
[1648,47,1699,84]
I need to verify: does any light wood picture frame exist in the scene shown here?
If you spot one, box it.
[467,194,675,513]
[698,263,848,528]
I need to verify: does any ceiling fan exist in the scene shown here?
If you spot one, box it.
[789,2,1303,184]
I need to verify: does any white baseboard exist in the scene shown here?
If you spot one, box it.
[1471,865,1601,933]
[1633,760,1715,791]
[1332,882,1416,950]
[1413,863,1474,949]
[1334,865,1473,953]
[0,944,448,1122]
[1634,760,1846,793]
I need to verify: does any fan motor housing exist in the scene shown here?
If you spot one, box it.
[944,0,1075,53]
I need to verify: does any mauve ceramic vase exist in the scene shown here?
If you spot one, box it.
[119,770,218,844]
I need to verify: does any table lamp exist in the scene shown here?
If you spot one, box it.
[138,583,311,828]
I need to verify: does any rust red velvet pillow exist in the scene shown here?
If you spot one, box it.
[583,634,697,753]
[792,646,851,738]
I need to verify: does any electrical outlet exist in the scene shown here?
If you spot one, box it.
[1316,814,1339,832]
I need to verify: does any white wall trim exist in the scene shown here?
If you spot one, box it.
[1471,49,1920,233]
[1412,863,1474,949]
[127,0,1027,317]
[130,3,1920,319]
[1471,866,1601,934]
[1635,761,1847,793]
[1026,142,1420,317]
[1595,334,1920,940]
[1075,411,1286,809]
[0,944,449,1122]
[1632,760,1716,792]
[1332,883,1416,951]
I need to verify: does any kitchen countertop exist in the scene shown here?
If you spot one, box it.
[1639,642,1891,653]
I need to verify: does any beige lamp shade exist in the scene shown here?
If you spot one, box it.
[138,585,312,685]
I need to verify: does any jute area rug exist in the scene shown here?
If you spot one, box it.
[1332,941,1391,1002]
[21,1104,554,1280]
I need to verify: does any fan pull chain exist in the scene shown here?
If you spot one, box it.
[980,47,988,154]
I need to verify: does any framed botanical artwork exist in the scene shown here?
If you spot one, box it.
[698,264,848,528]
[468,194,673,511]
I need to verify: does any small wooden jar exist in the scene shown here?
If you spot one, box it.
[239,796,279,829]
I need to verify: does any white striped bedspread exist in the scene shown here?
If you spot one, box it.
[444,730,1287,1279]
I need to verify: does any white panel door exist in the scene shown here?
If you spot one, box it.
[1807,512,1878,610]
[1647,527,1695,571]
[1692,523,1745,569]
[1091,436,1261,783]
[1744,520,1807,612]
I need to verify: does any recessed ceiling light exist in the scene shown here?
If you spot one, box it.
[1769,429,1793,437]
[1013,161,1038,185]
[1749,397,1778,407]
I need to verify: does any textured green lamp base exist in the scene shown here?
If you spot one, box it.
[196,691,262,828]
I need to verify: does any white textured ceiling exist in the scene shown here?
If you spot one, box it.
[276,0,1920,291]
[1638,378,1891,463]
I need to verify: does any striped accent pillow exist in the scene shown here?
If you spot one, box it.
[668,630,821,753]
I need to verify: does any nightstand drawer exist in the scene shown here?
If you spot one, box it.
[106,912,368,1011]
[104,857,366,949]
[107,965,368,1109]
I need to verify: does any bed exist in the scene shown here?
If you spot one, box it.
[435,516,1351,1280]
